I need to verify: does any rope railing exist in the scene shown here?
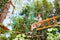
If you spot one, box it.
[34,15,60,30]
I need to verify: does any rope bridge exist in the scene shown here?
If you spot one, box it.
[33,15,60,30]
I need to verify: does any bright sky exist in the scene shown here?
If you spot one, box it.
[3,0,54,30]
[48,0,54,2]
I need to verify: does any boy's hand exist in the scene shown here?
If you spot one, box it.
[34,18,38,21]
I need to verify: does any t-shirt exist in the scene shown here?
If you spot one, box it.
[34,17,42,22]
[38,17,42,22]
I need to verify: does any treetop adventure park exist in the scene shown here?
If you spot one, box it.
[0,0,60,40]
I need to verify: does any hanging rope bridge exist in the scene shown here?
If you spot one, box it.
[33,15,60,30]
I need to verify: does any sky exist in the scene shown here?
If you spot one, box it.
[48,0,54,2]
[3,0,54,30]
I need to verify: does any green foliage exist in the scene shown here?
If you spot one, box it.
[46,27,60,40]
[54,0,59,9]
[42,0,53,19]
[0,27,8,34]
[9,31,18,40]
[0,36,8,40]
[54,0,60,14]
[47,33,60,40]
[13,34,26,40]
[33,0,42,12]
[42,0,53,10]
[20,4,30,16]
[11,16,26,33]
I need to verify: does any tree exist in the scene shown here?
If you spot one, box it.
[42,0,53,19]
[54,0,60,14]
[32,0,42,17]
[8,16,26,40]
[11,16,26,33]
[0,0,9,13]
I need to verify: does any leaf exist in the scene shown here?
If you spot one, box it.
[16,34,21,38]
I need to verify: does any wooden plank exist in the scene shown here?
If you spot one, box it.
[0,25,9,30]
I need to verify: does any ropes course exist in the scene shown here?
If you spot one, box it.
[33,15,60,30]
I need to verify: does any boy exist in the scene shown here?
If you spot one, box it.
[31,13,43,31]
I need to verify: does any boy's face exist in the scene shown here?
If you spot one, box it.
[38,13,41,17]
[38,15,41,18]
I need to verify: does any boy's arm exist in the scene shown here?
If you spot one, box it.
[34,18,38,21]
